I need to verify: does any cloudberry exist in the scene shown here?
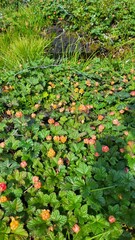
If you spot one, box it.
[72,224,80,233]
[47,148,56,158]
[102,146,109,153]
[10,217,19,231]
[20,161,27,168]
[0,142,5,148]
[53,136,60,142]
[60,136,67,143]
[48,118,55,124]
[32,176,39,183]
[130,90,135,96]
[108,215,116,223]
[0,183,7,192]
[15,111,23,118]
[98,115,104,121]
[0,196,8,203]
[34,181,42,189]
[41,209,50,220]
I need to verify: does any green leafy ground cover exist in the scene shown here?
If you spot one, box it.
[0,0,135,239]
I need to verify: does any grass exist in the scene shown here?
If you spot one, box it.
[0,35,51,70]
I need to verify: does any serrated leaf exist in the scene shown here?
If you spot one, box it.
[12,189,23,198]
[38,129,50,139]
[14,198,23,212]
[12,224,28,237]
[0,234,9,240]
[51,210,67,226]
[76,162,91,176]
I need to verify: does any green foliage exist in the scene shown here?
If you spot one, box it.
[0,0,135,239]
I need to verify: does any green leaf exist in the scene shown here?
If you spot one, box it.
[50,125,67,135]
[76,162,91,176]
[11,224,28,238]
[0,234,9,240]
[38,130,50,139]
[14,198,24,212]
[51,210,67,227]
[27,218,47,237]
[59,116,68,125]
[1,198,23,215]
[42,91,49,98]
[12,189,23,198]
[0,222,10,234]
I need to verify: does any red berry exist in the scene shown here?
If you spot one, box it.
[95,152,100,157]
[130,90,135,96]
[102,146,109,152]
[32,176,39,183]
[108,215,116,223]
[34,181,42,189]
[72,224,80,233]
[20,161,27,168]
[0,182,7,192]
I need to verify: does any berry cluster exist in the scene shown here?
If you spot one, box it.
[40,209,50,221]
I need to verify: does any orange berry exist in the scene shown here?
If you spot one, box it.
[79,88,84,94]
[112,119,120,126]
[74,82,79,87]
[32,176,39,183]
[58,158,64,165]
[48,118,55,124]
[124,131,129,136]
[109,111,115,116]
[6,110,12,115]
[110,81,115,85]
[86,80,91,86]
[0,196,8,203]
[84,138,89,144]
[31,113,36,118]
[120,148,125,153]
[10,218,19,231]
[119,109,125,114]
[95,152,100,157]
[72,224,80,233]
[60,136,67,143]
[41,209,50,221]
[70,106,76,113]
[52,104,57,109]
[47,148,56,158]
[74,88,79,93]
[34,104,40,109]
[46,135,52,141]
[15,111,23,118]
[53,136,60,142]
[78,104,87,112]
[86,105,92,109]
[98,115,104,121]
[0,142,5,148]
[88,139,95,145]
[59,107,65,112]
[95,82,99,87]
[98,124,105,133]
[118,87,123,91]
[34,181,42,189]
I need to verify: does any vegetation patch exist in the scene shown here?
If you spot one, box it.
[0,0,135,239]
